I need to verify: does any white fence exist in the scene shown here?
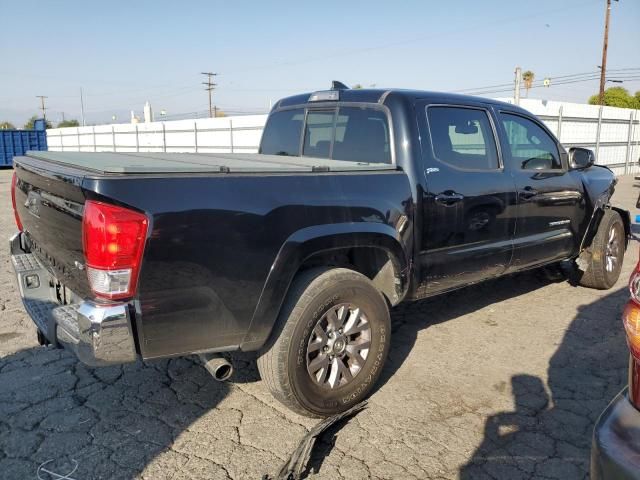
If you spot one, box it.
[46,99,640,175]
[46,115,267,155]
[503,99,640,175]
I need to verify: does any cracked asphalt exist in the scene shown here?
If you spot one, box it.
[0,168,638,480]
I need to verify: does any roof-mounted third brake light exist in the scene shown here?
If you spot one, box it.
[309,90,340,102]
[309,80,350,102]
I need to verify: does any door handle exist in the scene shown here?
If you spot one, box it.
[435,192,464,206]
[520,187,538,200]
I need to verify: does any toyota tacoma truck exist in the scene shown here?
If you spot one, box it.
[10,83,630,417]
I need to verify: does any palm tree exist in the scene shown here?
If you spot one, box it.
[522,71,535,97]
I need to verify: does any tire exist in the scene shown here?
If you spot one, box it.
[257,267,391,417]
[579,209,625,290]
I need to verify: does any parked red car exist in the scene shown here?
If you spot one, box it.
[591,250,640,479]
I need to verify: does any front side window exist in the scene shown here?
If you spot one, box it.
[500,113,561,170]
[259,108,304,156]
[427,106,499,170]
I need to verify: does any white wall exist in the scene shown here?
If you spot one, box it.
[46,115,268,155]
[46,99,640,175]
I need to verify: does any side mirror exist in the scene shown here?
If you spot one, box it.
[569,147,595,170]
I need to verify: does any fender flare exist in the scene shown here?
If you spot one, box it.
[580,203,631,252]
[240,222,410,351]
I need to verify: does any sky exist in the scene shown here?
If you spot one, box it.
[0,0,639,126]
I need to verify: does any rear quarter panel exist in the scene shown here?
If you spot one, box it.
[83,171,413,358]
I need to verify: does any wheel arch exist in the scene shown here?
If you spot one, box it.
[240,223,410,351]
[611,206,631,248]
[580,204,631,252]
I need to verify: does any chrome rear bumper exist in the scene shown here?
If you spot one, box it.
[10,232,138,367]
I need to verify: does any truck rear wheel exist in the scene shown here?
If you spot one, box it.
[579,209,625,290]
[257,267,391,417]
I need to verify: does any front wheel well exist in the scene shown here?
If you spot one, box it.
[298,247,404,306]
[582,206,631,252]
[610,206,631,247]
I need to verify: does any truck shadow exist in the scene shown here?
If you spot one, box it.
[458,286,629,478]
[378,270,561,390]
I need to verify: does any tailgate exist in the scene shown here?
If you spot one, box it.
[13,157,91,299]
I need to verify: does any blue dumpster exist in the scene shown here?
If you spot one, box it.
[0,119,48,167]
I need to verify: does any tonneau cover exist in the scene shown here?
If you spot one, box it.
[24,151,396,174]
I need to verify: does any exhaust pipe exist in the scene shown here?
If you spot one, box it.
[199,353,233,381]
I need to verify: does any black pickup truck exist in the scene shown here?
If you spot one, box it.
[10,84,629,417]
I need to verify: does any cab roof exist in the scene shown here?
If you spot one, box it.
[274,86,525,113]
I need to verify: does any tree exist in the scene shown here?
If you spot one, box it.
[588,87,640,109]
[522,71,535,97]
[57,119,80,128]
[0,121,15,130]
[352,83,363,89]
[23,116,52,130]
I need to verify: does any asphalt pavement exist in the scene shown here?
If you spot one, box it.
[0,168,637,479]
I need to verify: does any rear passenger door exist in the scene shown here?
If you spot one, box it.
[496,111,585,271]
[416,103,518,296]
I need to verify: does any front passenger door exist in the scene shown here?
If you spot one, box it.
[497,112,586,272]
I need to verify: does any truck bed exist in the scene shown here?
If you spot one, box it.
[25,151,396,174]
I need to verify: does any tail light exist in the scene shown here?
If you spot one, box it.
[11,172,23,231]
[625,254,640,409]
[630,260,640,305]
[82,200,148,300]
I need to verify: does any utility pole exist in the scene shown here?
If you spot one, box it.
[598,0,618,105]
[201,72,218,118]
[80,87,86,126]
[514,67,522,106]
[36,95,48,121]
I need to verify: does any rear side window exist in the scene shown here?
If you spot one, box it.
[259,105,391,164]
[427,106,499,170]
[259,108,304,156]
[332,107,391,164]
[500,113,561,170]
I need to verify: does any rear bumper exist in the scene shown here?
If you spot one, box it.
[591,387,640,480]
[10,232,138,367]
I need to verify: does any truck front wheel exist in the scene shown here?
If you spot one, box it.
[579,209,626,290]
[257,267,391,417]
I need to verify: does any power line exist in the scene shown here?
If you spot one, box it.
[222,0,602,76]
[453,67,640,95]
[463,74,640,97]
